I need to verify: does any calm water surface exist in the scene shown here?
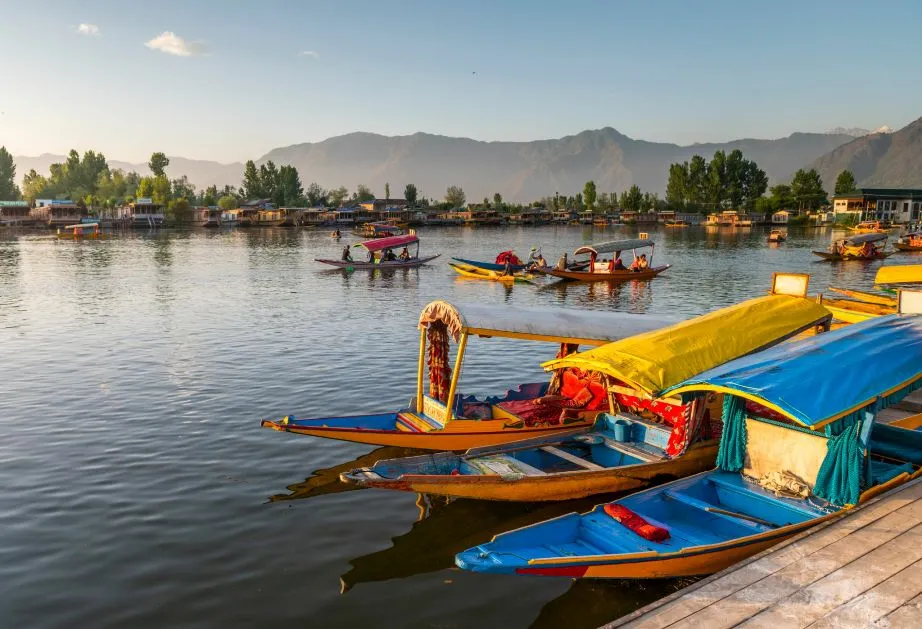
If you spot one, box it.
[0,225,905,628]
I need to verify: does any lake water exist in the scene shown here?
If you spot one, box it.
[0,224,902,628]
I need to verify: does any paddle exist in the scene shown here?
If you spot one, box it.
[704,506,778,528]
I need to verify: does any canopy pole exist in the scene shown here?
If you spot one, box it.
[416,327,426,411]
[445,333,468,421]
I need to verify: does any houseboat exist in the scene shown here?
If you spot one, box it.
[0,201,35,226]
[191,206,221,228]
[256,208,297,227]
[118,198,165,228]
[32,199,86,227]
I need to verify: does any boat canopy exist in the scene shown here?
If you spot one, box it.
[574,238,653,256]
[842,233,887,246]
[64,223,98,229]
[876,264,922,285]
[356,234,418,252]
[542,295,831,398]
[664,313,922,430]
[417,300,680,346]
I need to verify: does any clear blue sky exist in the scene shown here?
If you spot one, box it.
[1,0,920,163]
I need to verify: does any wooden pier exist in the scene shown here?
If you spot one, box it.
[608,391,922,629]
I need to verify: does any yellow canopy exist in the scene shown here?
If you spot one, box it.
[876,265,922,285]
[541,294,831,398]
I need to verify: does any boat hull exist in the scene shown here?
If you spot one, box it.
[342,441,719,501]
[812,251,893,261]
[316,254,441,269]
[261,414,594,451]
[534,265,670,282]
[451,257,528,272]
[826,287,896,307]
[449,262,534,283]
[895,243,922,251]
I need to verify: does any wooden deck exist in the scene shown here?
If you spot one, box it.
[607,390,922,629]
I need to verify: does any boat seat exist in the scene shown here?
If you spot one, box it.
[539,446,605,471]
[707,473,825,518]
[662,489,771,533]
[463,454,546,477]
[601,438,665,463]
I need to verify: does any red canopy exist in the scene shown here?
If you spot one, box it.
[357,234,419,252]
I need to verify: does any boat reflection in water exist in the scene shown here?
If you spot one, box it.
[338,491,626,593]
[267,446,421,503]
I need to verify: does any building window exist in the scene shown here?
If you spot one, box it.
[914,203,921,221]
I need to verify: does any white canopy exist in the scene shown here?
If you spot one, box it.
[418,300,680,346]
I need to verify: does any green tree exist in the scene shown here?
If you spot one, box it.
[217,195,238,211]
[445,185,465,207]
[21,169,48,202]
[151,175,172,205]
[665,162,689,208]
[404,183,418,205]
[171,174,195,200]
[276,165,304,206]
[136,177,154,199]
[791,168,826,210]
[241,160,263,199]
[619,185,644,212]
[583,180,597,214]
[329,186,349,207]
[148,152,169,178]
[259,161,279,201]
[687,155,707,209]
[834,170,858,195]
[306,182,327,206]
[741,160,768,210]
[0,147,19,200]
[725,149,745,209]
[355,184,375,202]
[168,197,192,223]
[768,184,795,211]
[705,150,727,209]
[384,182,390,201]
[493,192,503,211]
[202,185,218,207]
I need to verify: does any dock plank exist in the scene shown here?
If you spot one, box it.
[610,479,922,629]
[807,559,922,628]
[872,592,922,628]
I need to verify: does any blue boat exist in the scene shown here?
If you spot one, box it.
[450,257,529,272]
[456,313,922,579]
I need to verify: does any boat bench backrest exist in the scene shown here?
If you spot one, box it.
[743,417,828,489]
[598,412,671,451]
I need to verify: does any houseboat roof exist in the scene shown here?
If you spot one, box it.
[665,314,922,429]
[418,300,679,346]
[543,294,831,398]
[355,234,418,252]
[574,238,653,256]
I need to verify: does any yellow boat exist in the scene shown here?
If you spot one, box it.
[876,264,922,285]
[448,262,535,283]
[56,222,105,239]
[261,301,682,450]
[340,274,832,501]
[849,220,889,234]
[827,286,897,307]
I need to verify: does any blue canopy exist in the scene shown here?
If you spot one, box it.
[665,314,922,430]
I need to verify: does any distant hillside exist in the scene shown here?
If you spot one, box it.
[12,154,244,191]
[809,117,922,189]
[14,128,856,202]
[259,128,855,202]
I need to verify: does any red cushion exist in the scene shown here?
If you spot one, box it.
[604,504,670,542]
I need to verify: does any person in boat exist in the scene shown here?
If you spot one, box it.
[613,256,627,271]
[341,245,352,262]
[629,256,641,272]
[383,249,397,262]
[638,254,649,270]
[555,252,568,271]
[503,257,514,276]
[398,247,410,261]
[861,242,875,258]
[368,249,376,263]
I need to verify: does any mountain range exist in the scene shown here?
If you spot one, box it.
[13,120,921,202]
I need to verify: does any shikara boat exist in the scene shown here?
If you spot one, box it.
[315,233,440,269]
[450,256,529,273]
[895,232,922,252]
[353,222,405,239]
[56,222,105,239]
[456,311,922,578]
[812,232,891,261]
[533,237,670,282]
[876,264,922,285]
[448,262,535,283]
[767,229,786,243]
[827,286,896,307]
[820,296,894,323]
[341,279,832,501]
[849,220,889,234]
[663,220,689,228]
[261,301,681,450]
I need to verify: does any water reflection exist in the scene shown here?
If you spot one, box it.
[338,492,625,593]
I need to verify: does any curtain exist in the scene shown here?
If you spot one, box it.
[814,420,865,506]
[716,395,747,472]
[427,321,451,402]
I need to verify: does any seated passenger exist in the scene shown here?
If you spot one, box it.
[629,256,641,271]
[398,247,410,261]
[341,245,352,262]
[613,256,626,270]
[638,254,649,270]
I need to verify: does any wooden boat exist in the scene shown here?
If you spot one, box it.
[827,286,896,307]
[767,229,786,243]
[341,278,831,501]
[316,233,440,269]
[876,264,922,285]
[56,222,105,239]
[849,220,889,234]
[449,256,529,273]
[820,297,894,323]
[534,237,670,282]
[812,232,891,261]
[449,262,534,283]
[261,301,682,450]
[895,232,922,252]
[663,220,689,228]
[354,222,405,239]
[456,313,922,578]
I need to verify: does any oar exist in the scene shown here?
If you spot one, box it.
[704,506,778,528]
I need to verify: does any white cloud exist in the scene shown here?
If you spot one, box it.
[145,31,206,57]
[299,50,320,59]
[75,23,100,36]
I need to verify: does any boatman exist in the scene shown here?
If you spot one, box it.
[341,245,352,262]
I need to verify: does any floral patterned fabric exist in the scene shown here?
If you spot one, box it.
[427,321,451,402]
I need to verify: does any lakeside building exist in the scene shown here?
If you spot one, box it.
[0,200,35,226]
[833,188,922,223]
[32,199,85,226]
[117,198,165,227]
[190,206,221,227]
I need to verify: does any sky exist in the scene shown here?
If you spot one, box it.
[1,0,920,163]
